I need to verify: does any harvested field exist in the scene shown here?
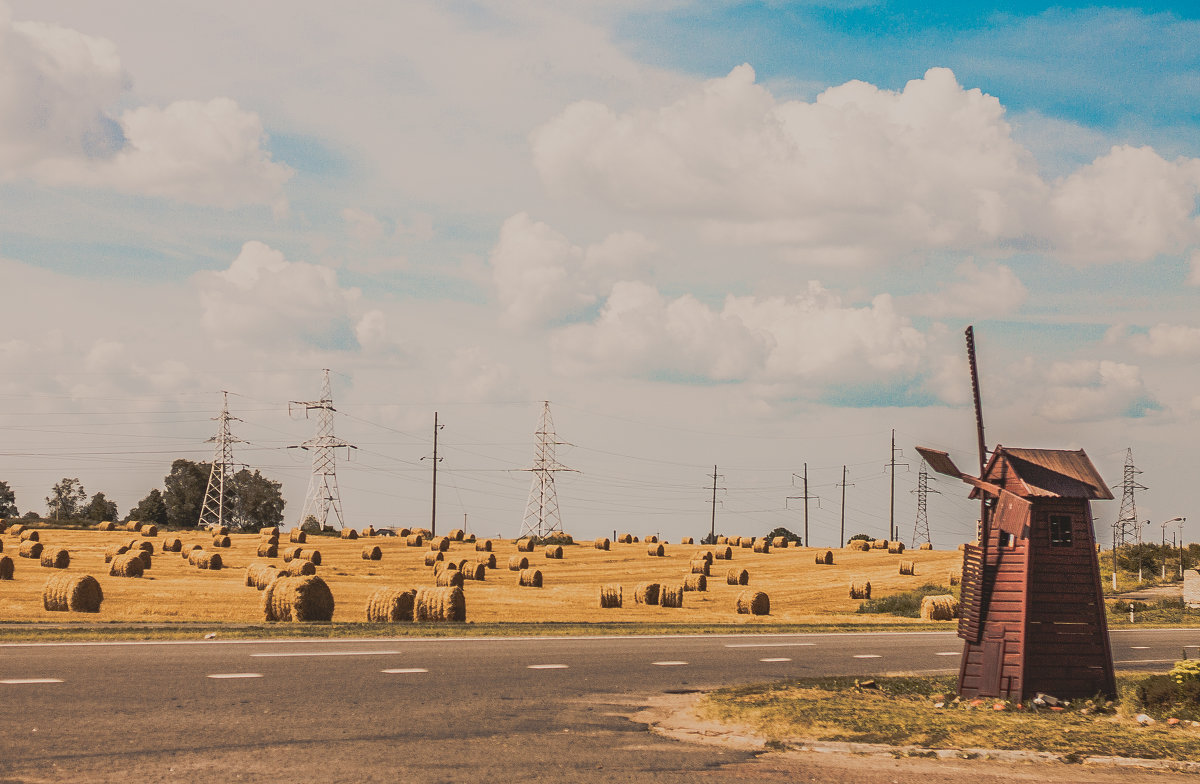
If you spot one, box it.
[0,529,962,624]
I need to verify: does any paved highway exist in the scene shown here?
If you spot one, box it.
[1,628,1196,783]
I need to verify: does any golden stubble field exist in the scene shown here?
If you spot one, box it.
[0,529,963,625]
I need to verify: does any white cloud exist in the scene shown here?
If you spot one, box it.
[1124,323,1200,357]
[343,207,386,244]
[0,7,290,208]
[1036,359,1153,422]
[905,261,1027,318]
[1188,249,1200,285]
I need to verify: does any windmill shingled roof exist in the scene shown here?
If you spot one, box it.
[987,447,1114,500]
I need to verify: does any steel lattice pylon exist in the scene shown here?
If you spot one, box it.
[1112,447,1146,546]
[910,459,938,548]
[290,369,356,530]
[199,391,245,529]
[519,401,575,539]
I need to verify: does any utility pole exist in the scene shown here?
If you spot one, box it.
[421,412,443,536]
[199,391,245,529]
[887,430,907,541]
[519,401,576,539]
[705,466,726,543]
[788,465,819,547]
[289,370,356,530]
[911,459,938,548]
[836,465,854,547]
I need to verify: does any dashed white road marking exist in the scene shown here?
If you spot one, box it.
[759,657,791,663]
[527,664,569,669]
[935,652,959,656]
[653,661,689,666]
[206,673,263,679]
[1,678,63,685]
[251,650,399,658]
[725,642,815,648]
[381,668,428,674]
[1129,646,1151,650]
[1116,659,1178,665]
[853,654,882,659]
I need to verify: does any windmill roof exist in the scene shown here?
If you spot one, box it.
[980,446,1113,500]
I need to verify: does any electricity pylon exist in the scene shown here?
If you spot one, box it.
[290,369,356,530]
[198,391,245,529]
[519,401,576,538]
[910,459,938,548]
[1112,447,1145,547]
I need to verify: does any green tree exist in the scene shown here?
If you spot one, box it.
[766,526,801,544]
[163,459,211,529]
[128,489,169,527]
[228,469,285,531]
[0,480,17,518]
[83,491,118,523]
[45,477,87,520]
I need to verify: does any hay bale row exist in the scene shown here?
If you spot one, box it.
[19,529,39,542]
[888,542,905,554]
[646,543,664,557]
[508,555,528,571]
[110,552,144,578]
[340,528,358,540]
[771,537,789,548]
[871,539,889,550]
[289,529,307,544]
[516,538,535,552]
[182,544,201,558]
[125,521,141,532]
[261,533,280,545]
[245,562,278,589]
[594,537,610,551]
[433,561,453,577]
[263,575,334,622]
[899,560,916,576]
[447,528,465,541]
[815,550,833,565]
[846,540,870,551]
[104,543,129,563]
[680,537,694,545]
[414,586,465,622]
[7,524,26,537]
[257,543,279,558]
[42,574,103,613]
[298,549,321,565]
[518,568,543,588]
[599,584,622,608]
[460,563,486,581]
[475,539,492,552]
[212,535,231,548]
[544,545,563,560]
[920,594,960,621]
[849,580,871,599]
[436,569,464,587]
[683,573,706,592]
[40,547,70,569]
[689,559,710,575]
[919,542,933,551]
[162,537,182,553]
[260,526,279,536]
[752,539,770,554]
[130,539,153,553]
[361,545,382,561]
[713,546,733,560]
[280,560,316,577]
[645,535,659,544]
[19,540,42,559]
[410,528,432,539]
[0,555,12,580]
[190,550,223,570]
[406,534,424,547]
[740,538,753,549]
[365,587,416,622]
[660,584,684,608]
[96,521,116,531]
[726,568,749,586]
[736,591,770,615]
[424,551,443,566]
[633,582,660,606]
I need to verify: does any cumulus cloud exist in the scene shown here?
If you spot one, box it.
[1122,323,1200,357]
[905,261,1027,318]
[343,207,386,244]
[531,65,1200,265]
[0,7,290,208]
[195,241,360,347]
[1036,359,1155,422]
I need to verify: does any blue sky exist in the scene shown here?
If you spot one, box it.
[0,1,1197,545]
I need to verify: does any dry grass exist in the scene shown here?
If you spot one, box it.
[0,530,962,624]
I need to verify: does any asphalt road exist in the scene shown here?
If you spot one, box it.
[1,628,1196,783]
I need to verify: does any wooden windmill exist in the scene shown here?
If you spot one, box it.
[917,327,1116,701]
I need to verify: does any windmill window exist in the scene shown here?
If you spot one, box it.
[1049,515,1073,547]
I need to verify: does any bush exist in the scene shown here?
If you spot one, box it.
[1135,672,1200,721]
[856,584,954,618]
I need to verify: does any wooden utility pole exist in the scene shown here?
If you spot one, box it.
[710,465,718,542]
[839,465,849,547]
[421,412,443,536]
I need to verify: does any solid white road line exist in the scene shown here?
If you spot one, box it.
[652,661,688,666]
[527,664,569,669]
[853,654,882,659]
[725,642,815,648]
[250,650,400,658]
[759,657,791,663]
[206,673,263,679]
[381,668,428,674]
[1,678,63,684]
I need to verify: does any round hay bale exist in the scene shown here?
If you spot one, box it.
[361,545,383,561]
[683,573,707,592]
[752,539,771,554]
[96,521,116,531]
[263,575,334,622]
[282,546,302,562]
[340,528,358,540]
[898,560,916,576]
[919,594,960,621]
[447,528,465,542]
[617,533,633,544]
[19,529,39,542]
[646,543,664,557]
[365,587,416,622]
[110,552,144,577]
[771,536,790,548]
[397,527,412,538]
[815,550,834,565]
[888,542,906,554]
[125,521,141,532]
[19,540,43,559]
[508,555,528,571]
[289,529,307,544]
[660,584,684,608]
[871,539,889,550]
[849,580,871,599]
[593,537,611,551]
[545,545,563,560]
[137,550,152,569]
[518,568,543,588]
[476,553,496,569]
[424,551,444,566]
[429,536,450,552]
[465,533,476,543]
[475,539,493,552]
[194,551,223,570]
[461,562,486,581]
[736,591,770,615]
[8,524,26,537]
[215,526,229,536]
[689,559,710,575]
[740,538,753,549]
[361,526,374,538]
[105,543,129,563]
[280,559,316,577]
[516,538,535,552]
[433,561,453,576]
[846,540,870,551]
[405,533,424,547]
[261,533,280,545]
[297,549,321,566]
[436,569,465,587]
[0,555,12,580]
[413,585,466,622]
[713,546,733,560]
[716,536,728,544]
[645,535,658,544]
[696,550,714,565]
[257,542,279,558]
[131,540,152,553]
[599,584,622,609]
[454,558,470,572]
[410,527,432,539]
[183,543,202,558]
[245,562,278,589]
[140,524,158,538]
[949,572,961,587]
[726,568,749,586]
[39,547,69,569]
[260,526,279,536]
[919,542,933,551]
[42,573,103,612]
[212,535,231,548]
[162,537,182,553]
[633,582,661,606]
[681,537,694,545]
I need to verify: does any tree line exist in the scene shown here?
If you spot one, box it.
[0,460,285,532]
